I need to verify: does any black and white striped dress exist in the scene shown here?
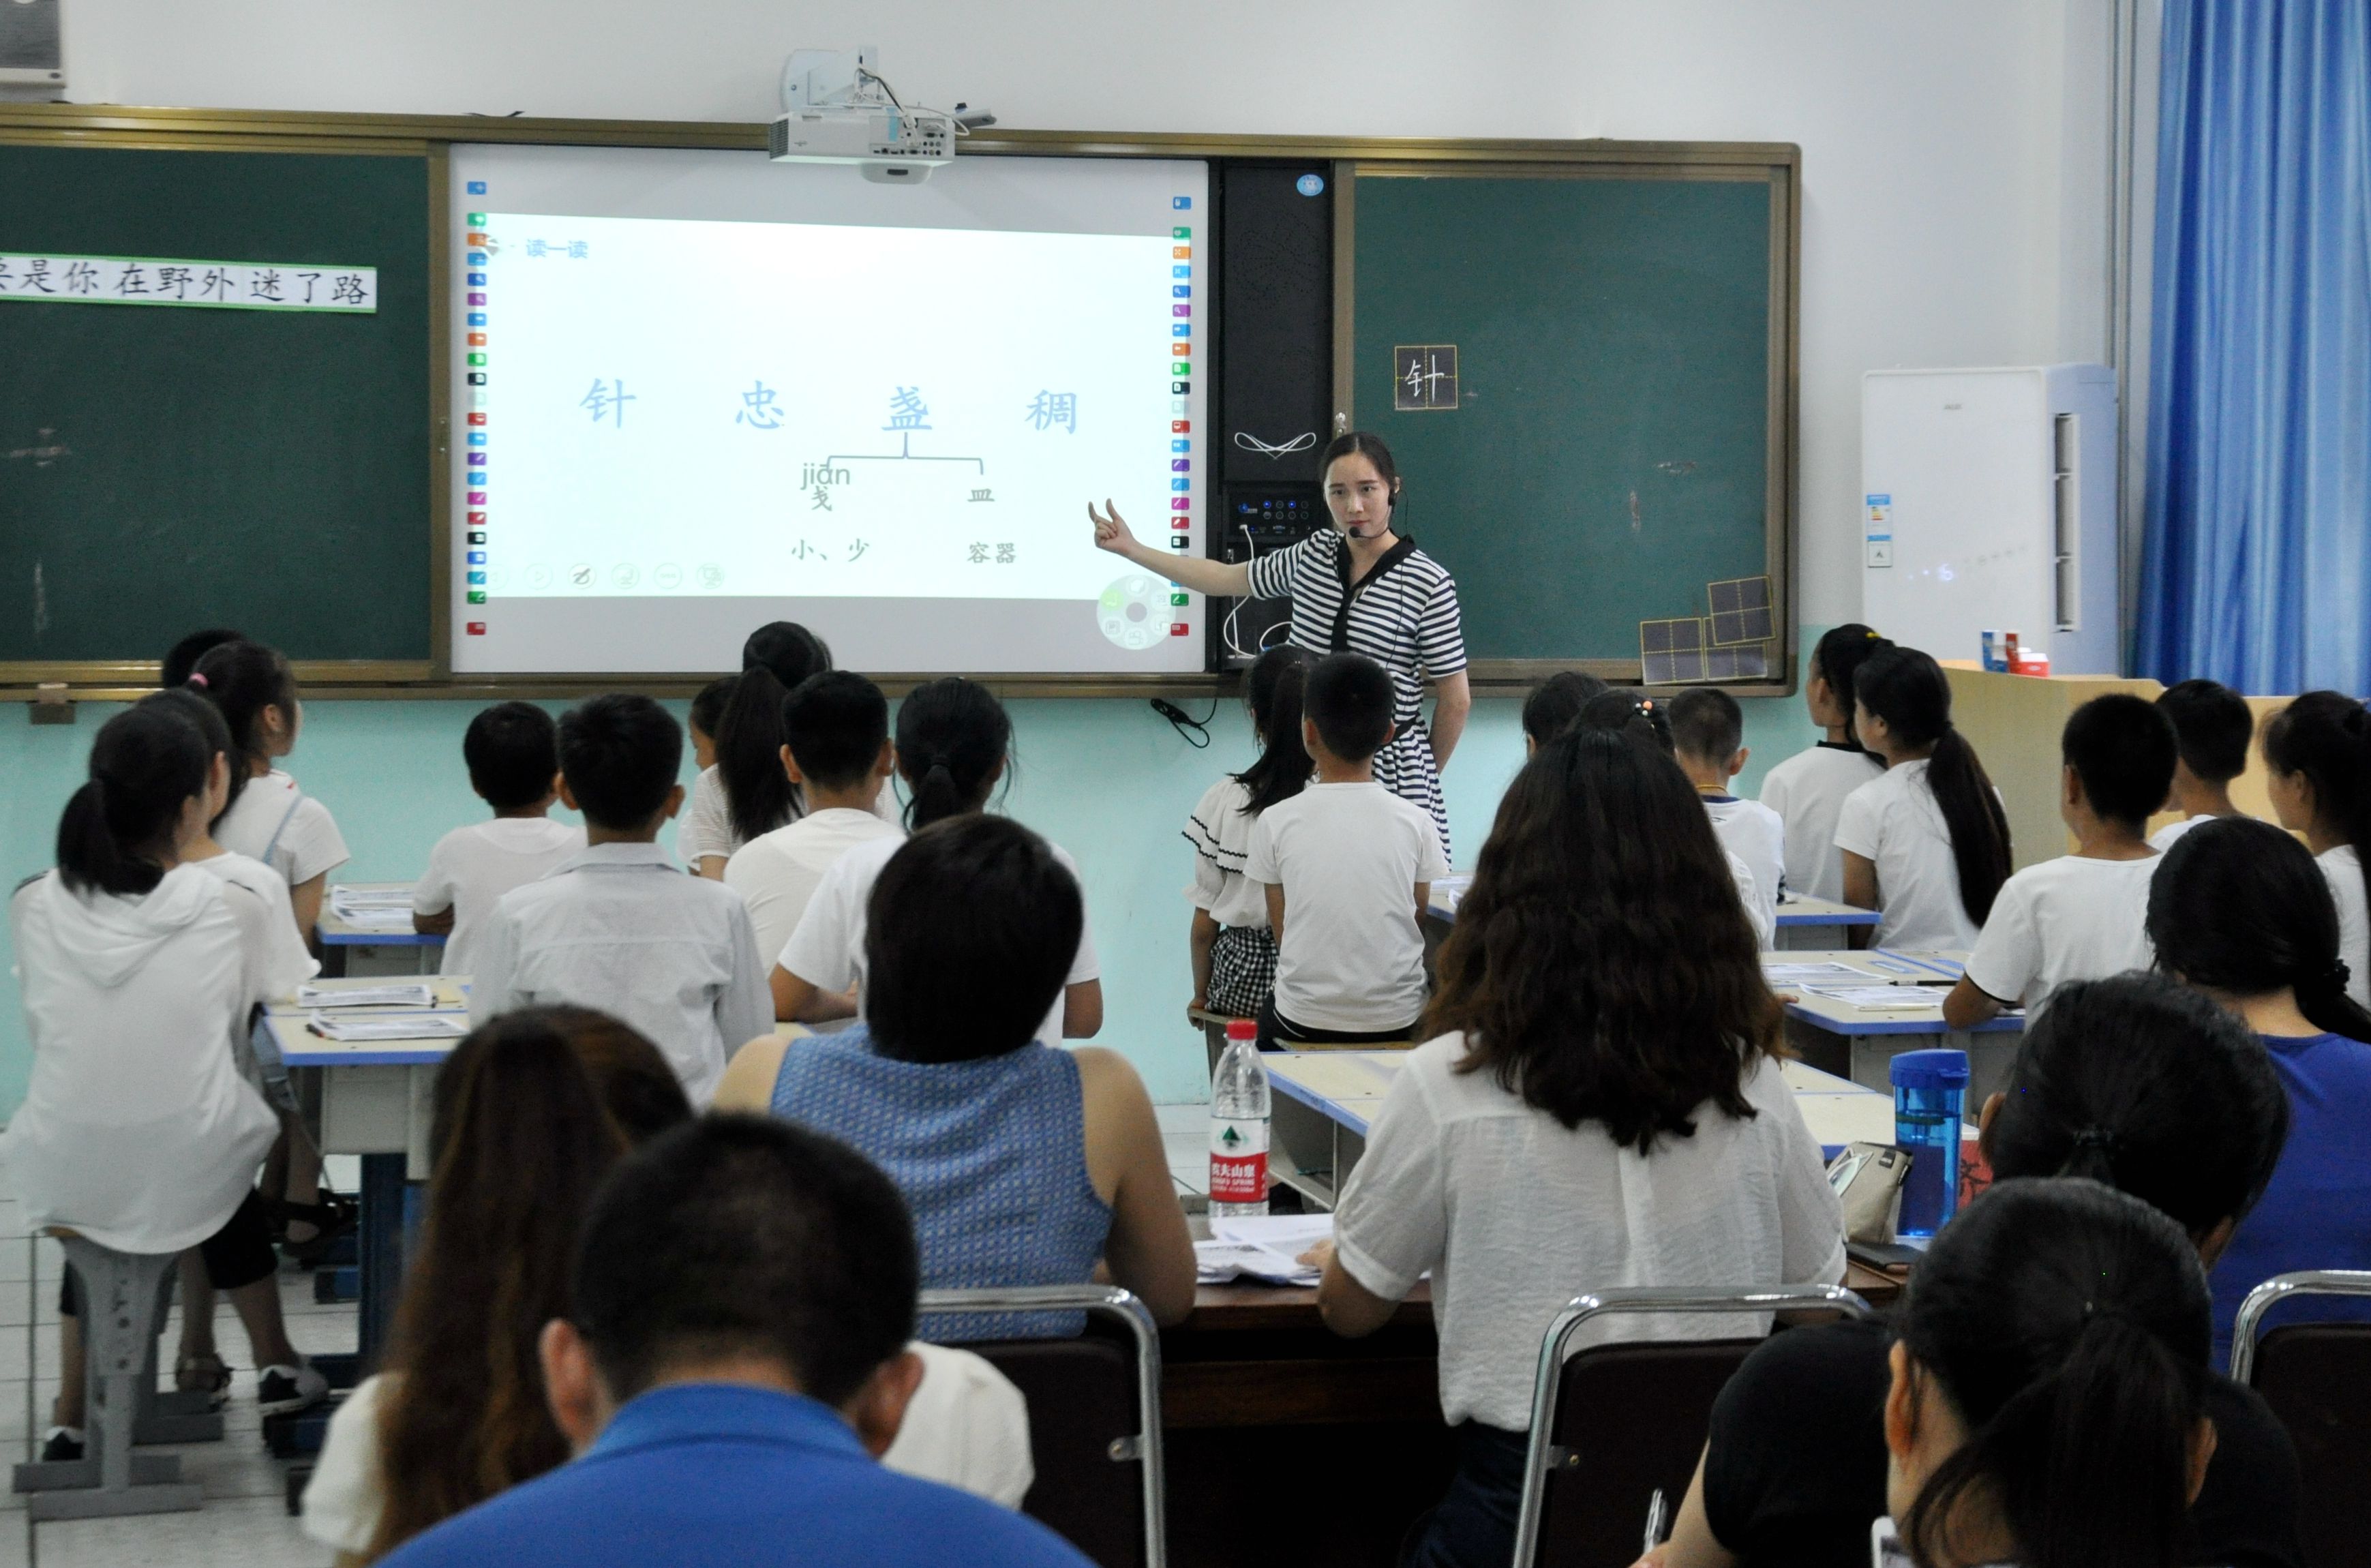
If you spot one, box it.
[1247,530,1466,855]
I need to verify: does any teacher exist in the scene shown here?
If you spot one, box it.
[1091,431,1471,854]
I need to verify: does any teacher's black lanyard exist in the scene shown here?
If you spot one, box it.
[1329,534,1420,652]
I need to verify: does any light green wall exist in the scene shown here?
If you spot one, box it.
[0,679,1822,1112]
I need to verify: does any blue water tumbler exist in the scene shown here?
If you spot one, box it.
[1891,1049,1969,1239]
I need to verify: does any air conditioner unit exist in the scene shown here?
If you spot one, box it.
[0,0,66,98]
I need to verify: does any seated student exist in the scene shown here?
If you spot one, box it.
[1758,624,1889,903]
[686,674,736,773]
[2261,691,2371,1008]
[679,622,833,877]
[1580,691,1775,948]
[161,627,243,691]
[412,702,586,978]
[1245,652,1449,1048]
[2154,678,2256,850]
[1671,687,1785,944]
[719,816,1196,1336]
[305,1008,1033,1563]
[1944,693,2175,1027]
[776,677,1102,1041]
[1655,971,2301,1568]
[724,672,902,974]
[375,1117,1096,1568]
[1314,727,1844,1568]
[472,695,768,1106]
[7,705,329,1461]
[2147,817,2371,1358]
[1835,646,2012,950]
[1520,669,1610,754]
[1184,646,1312,1023]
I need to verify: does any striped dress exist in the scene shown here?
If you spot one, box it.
[1248,530,1466,855]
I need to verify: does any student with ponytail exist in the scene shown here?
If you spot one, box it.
[5,706,329,1459]
[1834,647,2011,949]
[1759,624,1890,902]
[192,638,350,938]
[2261,689,2371,1008]
[774,678,1103,1042]
[1653,971,2304,1568]
[1184,645,1313,1022]
[2147,815,2371,1357]
[678,622,837,877]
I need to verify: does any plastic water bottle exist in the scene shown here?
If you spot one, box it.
[1209,1020,1271,1218]
[1891,1049,1969,1239]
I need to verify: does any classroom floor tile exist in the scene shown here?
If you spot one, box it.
[34,1492,315,1567]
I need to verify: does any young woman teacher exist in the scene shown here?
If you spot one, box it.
[1091,430,1471,853]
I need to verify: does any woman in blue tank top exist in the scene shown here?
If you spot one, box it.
[718,815,1195,1340]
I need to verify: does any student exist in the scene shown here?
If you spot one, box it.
[687,674,737,773]
[1314,727,1843,1568]
[723,672,901,974]
[1834,646,2012,950]
[5,706,329,1460]
[1655,971,2301,1568]
[411,702,586,979]
[1579,691,1775,948]
[2260,690,2371,1008]
[161,627,243,691]
[2152,678,2255,850]
[1759,624,1890,903]
[1184,645,1312,1023]
[1944,693,2175,1027]
[191,637,350,941]
[1244,652,1449,1048]
[775,677,1103,1042]
[472,695,768,1106]
[1671,687,1785,945]
[2147,817,2371,1358]
[1520,669,1610,753]
[720,816,1195,1337]
[679,622,832,877]
[375,1117,1094,1568]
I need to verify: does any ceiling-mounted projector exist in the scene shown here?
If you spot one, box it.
[770,46,984,185]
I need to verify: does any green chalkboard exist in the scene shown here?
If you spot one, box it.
[1353,172,1783,670]
[0,143,432,665]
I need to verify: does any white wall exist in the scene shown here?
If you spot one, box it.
[60,0,2118,633]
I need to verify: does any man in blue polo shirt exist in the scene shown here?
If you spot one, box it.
[379,1115,1094,1568]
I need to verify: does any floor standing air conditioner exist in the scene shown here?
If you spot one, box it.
[1861,365,2119,674]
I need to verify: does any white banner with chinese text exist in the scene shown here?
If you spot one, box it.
[0,254,376,312]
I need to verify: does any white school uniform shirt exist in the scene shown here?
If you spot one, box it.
[411,817,587,979]
[1333,1037,1845,1431]
[1183,776,1273,931]
[212,768,350,888]
[725,807,904,971]
[189,849,319,995]
[3,867,282,1254]
[679,765,902,869]
[2149,813,2212,853]
[2320,845,2371,1010]
[1962,853,2162,1014]
[301,1340,1034,1554]
[1832,759,1989,952]
[469,843,769,1106]
[1244,781,1451,1033]
[1758,744,1884,905]
[781,829,1100,1051]
[1706,796,1785,949]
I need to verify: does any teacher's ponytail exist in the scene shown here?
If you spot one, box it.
[1856,646,2012,924]
[57,704,211,896]
[894,677,1012,830]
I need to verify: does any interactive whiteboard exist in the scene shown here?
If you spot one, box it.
[448,145,1208,674]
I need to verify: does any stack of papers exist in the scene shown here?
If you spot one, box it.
[296,982,436,1010]
[1764,962,1869,982]
[305,1012,469,1042]
[328,885,417,932]
[1430,872,1475,915]
[1194,1213,1333,1286]
[1804,984,1948,1012]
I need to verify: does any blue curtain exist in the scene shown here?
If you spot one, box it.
[2139,0,2371,693]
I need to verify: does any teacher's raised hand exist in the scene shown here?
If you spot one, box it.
[1089,499,1138,555]
[1087,498,1253,599]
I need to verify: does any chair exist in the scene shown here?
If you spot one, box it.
[918,1285,1166,1568]
[11,1235,214,1519]
[1510,1284,1875,1568]
[2229,1270,2371,1568]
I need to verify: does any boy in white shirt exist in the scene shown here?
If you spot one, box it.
[472,695,768,1106]
[1670,688,1784,949]
[1945,693,2177,1025]
[2150,678,2255,851]
[1245,653,1449,1047]
[413,702,586,978]
[725,672,903,980]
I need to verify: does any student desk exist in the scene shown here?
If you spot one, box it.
[1768,950,2023,1104]
[1423,875,1883,951]
[314,881,444,979]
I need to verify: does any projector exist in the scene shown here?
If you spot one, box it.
[770,46,963,184]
